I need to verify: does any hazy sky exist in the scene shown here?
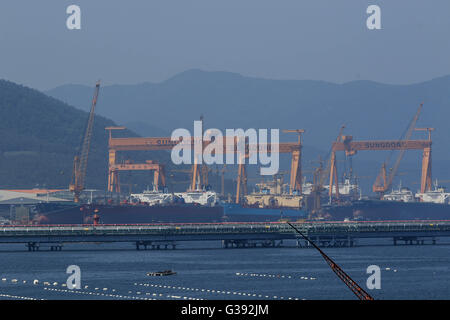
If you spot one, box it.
[1,0,450,90]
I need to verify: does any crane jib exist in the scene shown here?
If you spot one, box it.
[70,81,101,202]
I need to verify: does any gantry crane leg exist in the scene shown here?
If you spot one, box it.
[108,169,121,193]
[160,165,166,188]
[154,169,160,191]
[329,151,340,200]
[421,147,432,193]
[235,162,248,204]
[289,149,302,194]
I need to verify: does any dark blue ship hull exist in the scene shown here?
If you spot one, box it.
[22,201,308,225]
[321,199,450,221]
[33,203,224,224]
[223,203,307,222]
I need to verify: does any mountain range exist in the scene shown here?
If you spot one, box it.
[46,69,450,162]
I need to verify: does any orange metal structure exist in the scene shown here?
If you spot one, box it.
[284,129,305,195]
[108,160,166,193]
[372,103,424,195]
[106,127,304,203]
[329,135,433,200]
[69,81,101,202]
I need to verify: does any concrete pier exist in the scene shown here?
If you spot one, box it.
[0,220,449,251]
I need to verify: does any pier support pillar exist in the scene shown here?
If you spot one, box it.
[135,241,176,250]
[27,242,39,252]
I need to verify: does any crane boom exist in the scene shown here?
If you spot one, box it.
[373,103,423,194]
[69,81,101,202]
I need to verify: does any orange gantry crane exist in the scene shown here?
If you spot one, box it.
[372,103,424,195]
[105,128,166,193]
[106,126,304,203]
[329,104,433,200]
[69,81,101,203]
[108,160,166,193]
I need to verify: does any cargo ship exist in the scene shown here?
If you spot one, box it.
[31,187,224,225]
[27,183,307,224]
[33,202,224,225]
[223,176,307,222]
[319,183,450,221]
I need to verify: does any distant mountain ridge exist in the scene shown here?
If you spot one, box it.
[0,79,118,188]
[46,69,450,163]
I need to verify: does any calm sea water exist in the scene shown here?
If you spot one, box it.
[0,240,449,300]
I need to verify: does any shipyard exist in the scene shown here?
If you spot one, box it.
[1,92,448,226]
[1,74,450,304]
[2,0,450,306]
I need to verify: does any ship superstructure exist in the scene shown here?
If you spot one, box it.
[130,186,175,205]
[415,181,450,204]
[382,184,416,202]
[223,175,307,222]
[245,175,303,209]
[174,184,220,207]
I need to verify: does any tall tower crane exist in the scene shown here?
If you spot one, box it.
[69,81,101,202]
[372,103,423,195]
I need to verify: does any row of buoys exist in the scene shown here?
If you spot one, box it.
[130,287,202,300]
[44,287,155,300]
[4,278,41,285]
[235,272,317,280]
[136,282,300,300]
[2,277,117,296]
[1,276,166,300]
[300,276,316,280]
[236,272,293,279]
[2,276,202,300]
[0,293,40,300]
[45,287,200,300]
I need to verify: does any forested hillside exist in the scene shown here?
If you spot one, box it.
[0,80,132,189]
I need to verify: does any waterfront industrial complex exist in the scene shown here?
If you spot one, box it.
[1,82,450,227]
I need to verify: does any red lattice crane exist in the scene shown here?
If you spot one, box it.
[287,222,373,300]
[69,81,101,202]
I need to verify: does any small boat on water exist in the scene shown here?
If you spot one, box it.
[146,270,177,276]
